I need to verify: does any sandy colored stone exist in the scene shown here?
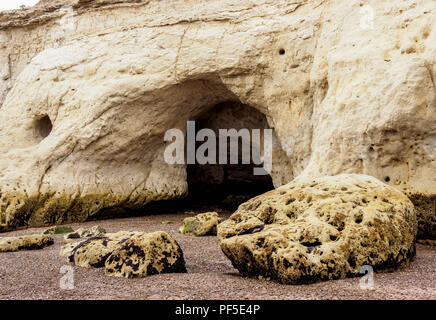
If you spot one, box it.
[61,230,186,278]
[179,212,220,236]
[0,234,53,252]
[76,225,106,237]
[60,231,140,268]
[64,225,105,239]
[64,231,80,239]
[43,225,74,234]
[217,174,417,284]
[0,0,434,238]
[105,231,187,278]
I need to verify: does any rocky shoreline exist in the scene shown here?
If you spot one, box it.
[0,212,434,300]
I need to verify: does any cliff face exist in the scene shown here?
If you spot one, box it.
[0,0,434,238]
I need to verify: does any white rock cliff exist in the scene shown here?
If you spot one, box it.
[0,0,434,238]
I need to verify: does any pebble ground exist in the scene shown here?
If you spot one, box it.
[0,212,434,300]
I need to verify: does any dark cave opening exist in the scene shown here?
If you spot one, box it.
[184,101,275,210]
[34,115,53,141]
[185,161,274,209]
[100,101,275,220]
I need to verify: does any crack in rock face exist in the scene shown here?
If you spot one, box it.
[217,174,417,285]
[60,230,187,278]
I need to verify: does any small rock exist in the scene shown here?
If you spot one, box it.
[179,212,221,236]
[43,225,74,235]
[90,225,106,235]
[161,220,176,225]
[64,232,81,240]
[0,234,54,252]
[61,231,186,278]
[76,225,106,238]
[105,231,187,278]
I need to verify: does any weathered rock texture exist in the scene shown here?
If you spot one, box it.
[0,0,435,238]
[0,234,53,252]
[179,212,220,236]
[217,174,417,284]
[76,225,105,237]
[61,230,187,277]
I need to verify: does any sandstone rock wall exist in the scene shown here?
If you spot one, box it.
[0,0,434,238]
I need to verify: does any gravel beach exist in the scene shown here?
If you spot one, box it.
[0,211,434,300]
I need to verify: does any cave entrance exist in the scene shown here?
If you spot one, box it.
[185,101,274,210]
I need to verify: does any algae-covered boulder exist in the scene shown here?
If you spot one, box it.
[61,231,186,278]
[0,234,54,252]
[179,212,221,236]
[105,232,187,278]
[217,174,417,284]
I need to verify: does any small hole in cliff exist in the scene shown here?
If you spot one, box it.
[384,176,390,182]
[34,115,53,141]
[279,48,285,55]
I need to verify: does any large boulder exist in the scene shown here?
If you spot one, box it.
[217,174,417,284]
[0,234,54,252]
[105,232,187,278]
[0,1,434,238]
[61,231,187,277]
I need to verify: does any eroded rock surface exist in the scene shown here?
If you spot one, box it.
[61,230,186,277]
[179,212,220,236]
[0,0,434,237]
[217,174,417,284]
[0,234,54,252]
